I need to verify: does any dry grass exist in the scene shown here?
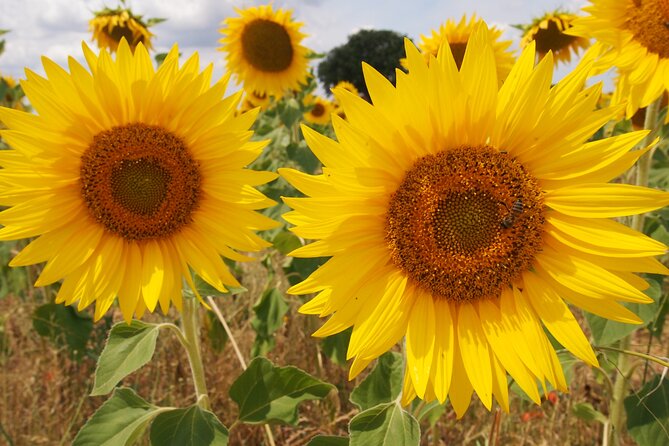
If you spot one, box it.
[0,257,662,446]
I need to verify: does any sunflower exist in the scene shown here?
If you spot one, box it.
[0,75,24,112]
[568,0,669,118]
[280,24,669,416]
[0,40,277,322]
[333,80,359,97]
[518,11,590,65]
[89,6,157,53]
[412,14,515,83]
[219,5,310,98]
[303,95,334,125]
[240,88,271,112]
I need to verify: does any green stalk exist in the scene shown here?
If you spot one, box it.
[181,295,211,410]
[609,96,663,446]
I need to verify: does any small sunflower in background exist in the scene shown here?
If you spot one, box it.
[333,80,359,97]
[568,0,669,118]
[240,88,271,112]
[303,95,334,125]
[282,24,669,416]
[412,14,515,83]
[0,75,25,112]
[219,5,310,98]
[330,81,359,120]
[517,10,589,65]
[89,1,163,53]
[0,40,277,322]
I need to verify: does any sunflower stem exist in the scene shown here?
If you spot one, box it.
[609,95,664,446]
[205,295,277,446]
[181,295,211,411]
[631,97,662,232]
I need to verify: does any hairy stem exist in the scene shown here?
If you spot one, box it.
[609,95,663,446]
[206,295,276,446]
[181,296,210,410]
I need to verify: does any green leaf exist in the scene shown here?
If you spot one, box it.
[307,435,349,446]
[278,98,304,128]
[92,320,160,396]
[625,374,669,446]
[350,352,403,411]
[572,402,608,424]
[205,311,228,353]
[251,288,289,357]
[150,405,229,446]
[73,388,167,446]
[272,231,302,255]
[229,356,335,425]
[32,303,93,359]
[321,328,351,366]
[586,280,661,346]
[413,400,446,427]
[349,402,419,446]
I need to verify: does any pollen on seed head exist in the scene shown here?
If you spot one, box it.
[80,123,201,241]
[625,0,669,58]
[385,146,545,303]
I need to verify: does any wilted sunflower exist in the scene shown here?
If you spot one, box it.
[568,0,669,117]
[518,11,589,65]
[89,6,159,52]
[0,40,277,322]
[412,14,515,83]
[219,5,310,98]
[303,95,334,125]
[281,24,669,416]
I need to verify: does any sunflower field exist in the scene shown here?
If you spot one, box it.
[1,1,669,445]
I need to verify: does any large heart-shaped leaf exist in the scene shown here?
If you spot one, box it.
[92,320,160,395]
[229,356,335,425]
[73,388,168,446]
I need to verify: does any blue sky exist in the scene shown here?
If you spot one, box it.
[0,0,589,88]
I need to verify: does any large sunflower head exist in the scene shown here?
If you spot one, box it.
[568,0,669,117]
[0,40,278,322]
[518,10,590,65]
[303,95,334,125]
[281,24,669,416]
[414,14,515,83]
[219,5,310,98]
[89,5,158,53]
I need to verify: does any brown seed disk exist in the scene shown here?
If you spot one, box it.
[241,19,294,72]
[532,19,578,56]
[625,0,669,58]
[80,123,201,241]
[449,42,468,70]
[385,146,545,303]
[310,103,325,117]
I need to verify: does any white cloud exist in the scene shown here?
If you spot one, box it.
[1,0,601,87]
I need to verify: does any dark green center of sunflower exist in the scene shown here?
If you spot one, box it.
[241,19,293,72]
[80,123,201,240]
[449,42,468,69]
[533,19,578,55]
[111,159,169,216]
[626,0,669,58]
[311,103,325,117]
[385,146,545,303]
